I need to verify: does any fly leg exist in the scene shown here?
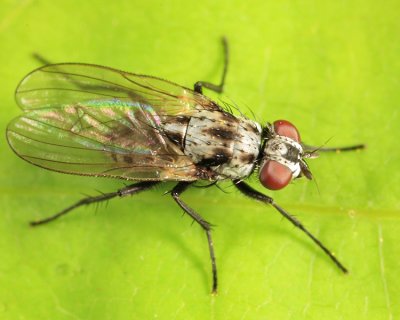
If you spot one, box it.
[30,181,160,226]
[303,143,365,154]
[171,182,218,294]
[32,53,51,66]
[234,180,348,274]
[194,37,229,94]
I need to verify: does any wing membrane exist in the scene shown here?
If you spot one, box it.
[15,63,219,112]
[8,63,220,180]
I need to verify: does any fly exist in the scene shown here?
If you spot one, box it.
[6,38,364,294]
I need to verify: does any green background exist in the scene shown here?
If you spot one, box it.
[1,0,399,319]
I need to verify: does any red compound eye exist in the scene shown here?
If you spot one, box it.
[259,160,292,190]
[273,120,301,142]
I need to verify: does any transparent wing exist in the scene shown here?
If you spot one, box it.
[7,104,200,180]
[7,63,221,180]
[15,63,220,112]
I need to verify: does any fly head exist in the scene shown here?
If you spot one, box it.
[260,120,316,190]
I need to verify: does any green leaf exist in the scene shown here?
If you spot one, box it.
[0,0,399,319]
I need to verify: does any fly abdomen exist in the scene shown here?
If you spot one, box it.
[161,115,191,150]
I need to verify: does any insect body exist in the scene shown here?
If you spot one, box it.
[6,39,363,293]
[165,108,261,179]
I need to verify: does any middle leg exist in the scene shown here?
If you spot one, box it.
[171,182,218,294]
[194,37,229,94]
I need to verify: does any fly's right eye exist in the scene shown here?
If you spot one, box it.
[259,159,292,190]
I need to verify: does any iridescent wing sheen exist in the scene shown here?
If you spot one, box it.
[7,63,221,180]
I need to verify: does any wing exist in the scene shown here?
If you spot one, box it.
[7,63,222,181]
[15,63,220,112]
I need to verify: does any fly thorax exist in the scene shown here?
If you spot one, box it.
[219,119,261,178]
[160,115,190,150]
[183,110,262,179]
[263,135,303,178]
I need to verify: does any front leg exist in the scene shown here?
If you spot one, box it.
[234,180,348,273]
[303,143,365,154]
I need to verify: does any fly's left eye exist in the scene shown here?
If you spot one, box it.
[273,120,301,142]
[259,160,292,190]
